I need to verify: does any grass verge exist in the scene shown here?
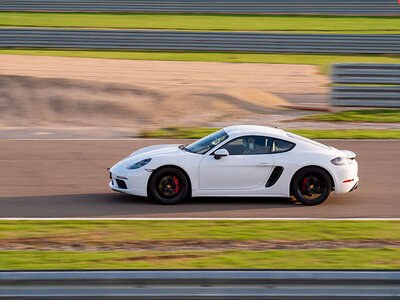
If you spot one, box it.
[142,127,219,139]
[1,249,399,269]
[2,13,400,34]
[301,109,400,123]
[1,50,399,73]
[0,220,399,269]
[141,127,400,139]
[1,220,399,241]
[289,129,400,139]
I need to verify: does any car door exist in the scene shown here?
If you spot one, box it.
[199,136,274,190]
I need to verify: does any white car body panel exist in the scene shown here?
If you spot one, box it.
[109,125,359,199]
[199,154,274,190]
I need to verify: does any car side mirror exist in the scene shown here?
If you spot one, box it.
[214,149,229,160]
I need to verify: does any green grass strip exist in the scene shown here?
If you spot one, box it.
[290,129,400,139]
[301,109,400,123]
[1,220,399,241]
[142,127,219,139]
[1,249,399,269]
[2,13,400,34]
[1,221,398,269]
[141,127,400,139]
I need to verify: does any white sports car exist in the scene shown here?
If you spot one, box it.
[109,125,359,205]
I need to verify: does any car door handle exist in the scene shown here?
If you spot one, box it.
[257,163,273,167]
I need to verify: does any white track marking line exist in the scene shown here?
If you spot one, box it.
[1,218,399,221]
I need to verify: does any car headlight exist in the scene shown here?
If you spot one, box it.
[127,158,151,170]
[331,157,352,166]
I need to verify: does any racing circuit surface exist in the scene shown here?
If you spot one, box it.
[0,139,399,218]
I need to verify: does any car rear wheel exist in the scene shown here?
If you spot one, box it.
[291,167,332,206]
[148,167,189,205]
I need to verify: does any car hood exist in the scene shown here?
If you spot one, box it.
[116,144,182,166]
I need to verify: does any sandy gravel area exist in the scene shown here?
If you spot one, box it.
[6,54,396,138]
[0,55,329,94]
[0,54,333,136]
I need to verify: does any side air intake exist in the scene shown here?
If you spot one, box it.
[266,166,284,187]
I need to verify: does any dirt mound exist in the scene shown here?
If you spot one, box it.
[0,55,329,136]
[226,88,291,110]
[0,75,285,131]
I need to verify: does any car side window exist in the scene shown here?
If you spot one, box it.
[271,139,295,153]
[220,136,273,155]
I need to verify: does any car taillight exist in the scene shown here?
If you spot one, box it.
[331,157,352,166]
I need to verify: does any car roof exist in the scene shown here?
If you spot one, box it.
[223,125,287,139]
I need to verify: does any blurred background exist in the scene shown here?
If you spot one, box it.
[0,0,399,138]
[0,0,400,285]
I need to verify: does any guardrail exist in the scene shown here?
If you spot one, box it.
[1,0,400,15]
[2,28,400,54]
[1,270,400,299]
[331,63,400,107]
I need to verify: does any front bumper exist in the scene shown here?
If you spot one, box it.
[109,164,150,197]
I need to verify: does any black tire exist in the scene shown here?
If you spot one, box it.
[148,167,190,205]
[291,167,332,206]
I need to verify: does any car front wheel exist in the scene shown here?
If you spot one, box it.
[291,167,332,206]
[148,167,189,205]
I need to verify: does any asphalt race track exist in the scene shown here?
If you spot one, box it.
[0,139,399,218]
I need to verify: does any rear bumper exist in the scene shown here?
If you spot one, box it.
[349,180,359,192]
[332,159,359,194]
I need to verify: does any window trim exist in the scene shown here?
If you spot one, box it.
[210,135,295,156]
[271,138,296,154]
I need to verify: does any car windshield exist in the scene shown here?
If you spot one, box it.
[185,130,229,154]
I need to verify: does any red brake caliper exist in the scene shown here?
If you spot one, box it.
[302,178,308,191]
[172,176,180,193]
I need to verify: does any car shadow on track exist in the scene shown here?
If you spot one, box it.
[0,193,297,218]
[113,193,297,209]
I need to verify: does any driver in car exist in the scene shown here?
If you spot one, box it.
[243,137,256,154]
